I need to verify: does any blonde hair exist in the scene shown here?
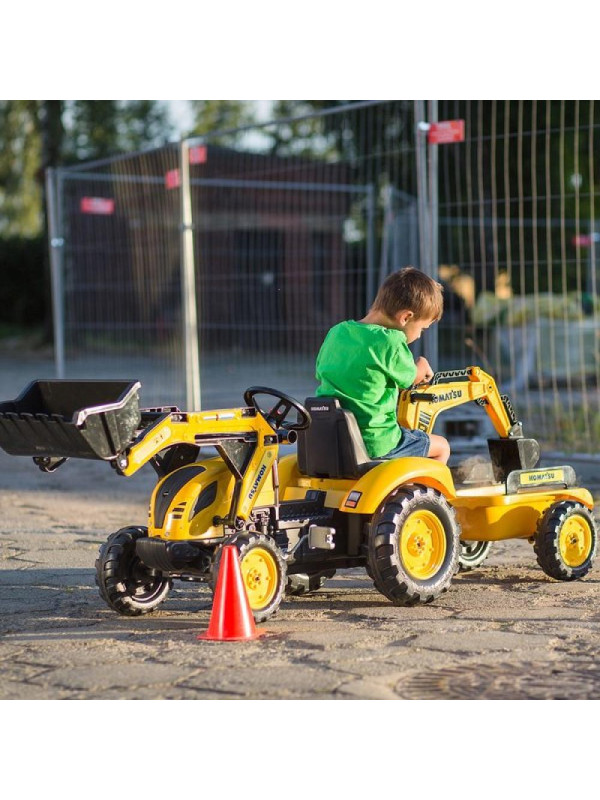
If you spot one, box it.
[371,266,443,321]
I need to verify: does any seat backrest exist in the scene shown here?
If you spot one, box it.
[297,397,374,479]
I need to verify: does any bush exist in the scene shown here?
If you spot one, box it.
[0,236,46,327]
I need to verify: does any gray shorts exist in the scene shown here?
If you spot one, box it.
[380,426,430,459]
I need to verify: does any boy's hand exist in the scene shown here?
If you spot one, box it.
[414,356,434,384]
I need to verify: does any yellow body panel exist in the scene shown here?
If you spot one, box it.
[454,486,593,541]
[148,459,234,541]
[339,457,457,514]
[272,453,355,506]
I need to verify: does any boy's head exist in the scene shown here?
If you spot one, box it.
[370,267,443,341]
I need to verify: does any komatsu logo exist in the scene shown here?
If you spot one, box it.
[520,469,564,485]
[432,389,463,403]
[248,464,267,500]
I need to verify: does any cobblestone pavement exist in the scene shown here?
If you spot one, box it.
[2,353,600,700]
[1,446,599,700]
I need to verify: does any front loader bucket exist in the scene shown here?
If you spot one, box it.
[0,380,141,460]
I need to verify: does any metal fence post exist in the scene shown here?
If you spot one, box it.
[426,99,439,370]
[45,167,65,378]
[415,100,429,273]
[180,139,201,410]
[414,100,440,368]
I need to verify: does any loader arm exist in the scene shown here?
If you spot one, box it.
[397,366,522,438]
[120,406,280,526]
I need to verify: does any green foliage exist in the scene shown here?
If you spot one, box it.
[0,100,176,237]
[0,101,42,237]
[188,100,256,144]
[62,100,174,162]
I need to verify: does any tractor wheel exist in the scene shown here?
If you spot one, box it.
[458,540,492,571]
[534,501,597,581]
[367,485,460,605]
[286,569,336,596]
[212,533,287,623]
[95,527,172,616]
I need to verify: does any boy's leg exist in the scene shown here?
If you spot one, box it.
[427,433,450,464]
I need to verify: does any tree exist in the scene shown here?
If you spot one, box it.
[0,100,42,237]
[188,100,256,144]
[62,100,173,163]
[0,100,176,339]
[0,100,175,236]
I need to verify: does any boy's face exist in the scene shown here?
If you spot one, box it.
[397,312,437,344]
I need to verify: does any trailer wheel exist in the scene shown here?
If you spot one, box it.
[212,533,287,623]
[367,485,460,605]
[286,569,336,596]
[458,540,492,571]
[95,527,172,616]
[534,502,597,581]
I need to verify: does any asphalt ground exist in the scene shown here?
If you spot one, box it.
[2,352,600,701]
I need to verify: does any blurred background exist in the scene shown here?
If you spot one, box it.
[1,99,599,453]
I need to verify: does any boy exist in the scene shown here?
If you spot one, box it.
[315,266,450,464]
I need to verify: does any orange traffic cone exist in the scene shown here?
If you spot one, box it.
[198,545,265,641]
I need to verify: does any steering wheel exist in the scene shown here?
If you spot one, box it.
[243,387,311,432]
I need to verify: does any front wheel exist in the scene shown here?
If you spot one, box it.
[367,485,460,605]
[534,501,597,581]
[212,533,287,623]
[95,527,172,616]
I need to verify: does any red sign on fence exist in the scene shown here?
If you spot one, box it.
[165,169,181,189]
[189,145,207,164]
[428,120,465,144]
[80,196,115,215]
[572,233,600,248]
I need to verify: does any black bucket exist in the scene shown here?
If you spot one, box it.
[0,380,141,460]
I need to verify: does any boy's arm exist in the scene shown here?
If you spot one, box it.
[414,356,434,384]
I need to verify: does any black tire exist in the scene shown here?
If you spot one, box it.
[534,501,597,581]
[367,485,460,605]
[286,569,336,596]
[95,527,172,616]
[458,540,492,571]
[212,533,287,623]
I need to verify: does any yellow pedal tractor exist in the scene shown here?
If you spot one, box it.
[0,367,597,623]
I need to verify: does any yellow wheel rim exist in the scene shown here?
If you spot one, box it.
[240,547,278,609]
[559,515,592,567]
[400,510,447,581]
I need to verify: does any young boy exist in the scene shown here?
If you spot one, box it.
[315,266,450,464]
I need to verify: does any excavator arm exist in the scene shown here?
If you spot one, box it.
[397,366,522,439]
[397,366,542,482]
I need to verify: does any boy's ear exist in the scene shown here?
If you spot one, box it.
[395,309,414,326]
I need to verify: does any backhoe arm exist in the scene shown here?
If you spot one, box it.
[397,366,522,438]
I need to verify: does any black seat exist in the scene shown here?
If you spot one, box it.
[297,397,382,479]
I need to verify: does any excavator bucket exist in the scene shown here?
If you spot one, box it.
[0,380,141,461]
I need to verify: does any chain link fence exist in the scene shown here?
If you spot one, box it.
[47,100,600,452]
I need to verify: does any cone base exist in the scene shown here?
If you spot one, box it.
[198,627,266,642]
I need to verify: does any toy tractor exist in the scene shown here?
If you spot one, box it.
[0,367,597,622]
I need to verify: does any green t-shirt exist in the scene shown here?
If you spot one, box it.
[315,320,417,458]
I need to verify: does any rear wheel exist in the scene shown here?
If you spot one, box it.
[95,527,172,616]
[367,485,460,605]
[458,540,492,571]
[534,502,597,581]
[212,533,287,623]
